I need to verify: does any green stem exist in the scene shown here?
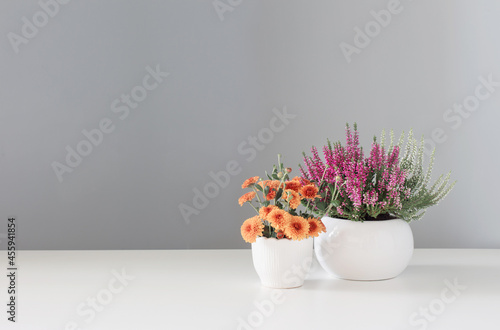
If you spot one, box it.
[249,203,259,215]
[320,165,330,182]
[305,198,313,214]
[324,203,335,216]
[253,186,263,205]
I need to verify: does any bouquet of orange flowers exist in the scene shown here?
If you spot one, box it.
[239,155,326,243]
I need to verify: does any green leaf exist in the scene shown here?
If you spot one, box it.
[275,188,283,201]
[328,183,336,198]
[316,201,327,211]
[263,225,272,237]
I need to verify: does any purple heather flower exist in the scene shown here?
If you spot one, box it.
[301,124,410,219]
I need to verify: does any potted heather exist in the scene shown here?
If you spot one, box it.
[239,154,326,288]
[299,124,455,280]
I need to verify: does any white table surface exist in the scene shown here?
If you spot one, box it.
[0,249,499,330]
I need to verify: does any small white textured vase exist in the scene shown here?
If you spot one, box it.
[314,217,414,281]
[251,237,314,288]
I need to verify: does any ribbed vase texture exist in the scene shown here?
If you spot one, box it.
[252,237,314,288]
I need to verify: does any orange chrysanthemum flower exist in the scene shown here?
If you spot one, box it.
[241,216,264,243]
[269,180,281,190]
[318,219,326,233]
[267,209,292,230]
[285,180,301,192]
[284,216,310,241]
[258,180,282,200]
[259,205,278,220]
[300,184,320,199]
[306,217,326,237]
[241,176,260,189]
[292,176,311,185]
[276,230,285,239]
[266,189,276,200]
[283,189,301,209]
[258,180,268,188]
[258,180,279,189]
[238,191,256,206]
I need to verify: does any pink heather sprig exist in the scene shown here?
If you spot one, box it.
[368,142,385,171]
[387,146,400,168]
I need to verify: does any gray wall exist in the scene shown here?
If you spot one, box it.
[1,0,499,250]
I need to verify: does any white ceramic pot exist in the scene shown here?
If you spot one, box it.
[251,236,314,288]
[314,217,413,281]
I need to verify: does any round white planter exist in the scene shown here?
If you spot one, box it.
[252,236,314,288]
[314,217,414,281]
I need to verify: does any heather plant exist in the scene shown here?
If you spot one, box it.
[299,123,455,222]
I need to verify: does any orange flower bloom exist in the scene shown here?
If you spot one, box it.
[259,205,277,220]
[267,209,292,230]
[238,191,256,206]
[258,180,282,200]
[241,216,264,243]
[292,176,311,185]
[266,189,276,200]
[285,180,301,192]
[283,189,301,209]
[258,180,279,189]
[269,180,281,190]
[257,180,268,188]
[300,184,320,199]
[284,216,310,241]
[241,176,259,189]
[306,217,326,237]
[318,219,326,233]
